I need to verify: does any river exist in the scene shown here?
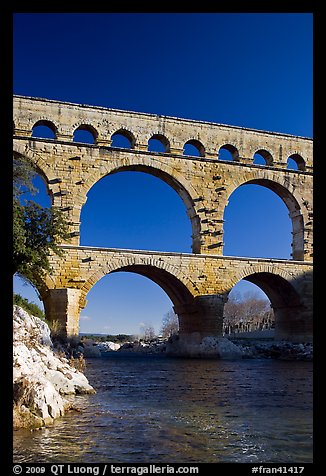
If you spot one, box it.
[13,354,313,463]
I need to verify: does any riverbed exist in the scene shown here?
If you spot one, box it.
[13,354,313,463]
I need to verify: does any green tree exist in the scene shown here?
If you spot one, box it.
[13,154,70,286]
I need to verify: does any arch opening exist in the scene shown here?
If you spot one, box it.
[225,271,304,341]
[223,179,304,260]
[80,167,200,253]
[244,272,301,309]
[73,125,97,144]
[183,139,205,157]
[218,144,239,161]
[253,149,273,166]
[148,134,170,153]
[80,266,194,337]
[13,151,52,206]
[223,280,274,335]
[111,129,135,149]
[287,154,306,171]
[32,120,57,139]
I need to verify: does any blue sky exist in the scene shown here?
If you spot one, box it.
[13,13,313,335]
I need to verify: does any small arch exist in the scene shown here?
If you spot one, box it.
[253,149,273,166]
[111,128,136,149]
[32,120,57,139]
[218,144,240,161]
[287,153,306,171]
[73,124,98,144]
[148,134,170,153]
[183,139,205,157]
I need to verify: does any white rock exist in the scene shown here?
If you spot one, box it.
[13,306,95,429]
[97,341,121,352]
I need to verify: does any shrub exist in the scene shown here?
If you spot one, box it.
[13,293,45,320]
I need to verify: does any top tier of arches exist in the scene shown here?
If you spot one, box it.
[13,96,313,172]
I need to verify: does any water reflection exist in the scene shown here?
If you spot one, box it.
[13,356,313,463]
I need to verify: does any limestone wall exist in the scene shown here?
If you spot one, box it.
[13,96,313,343]
[13,95,313,260]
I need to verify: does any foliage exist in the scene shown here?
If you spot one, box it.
[13,154,37,199]
[161,309,179,338]
[80,334,134,343]
[47,319,64,340]
[69,355,86,372]
[13,293,45,320]
[13,154,70,286]
[106,334,132,343]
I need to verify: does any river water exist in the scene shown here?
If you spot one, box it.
[13,354,313,464]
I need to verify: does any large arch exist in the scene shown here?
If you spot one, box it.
[13,145,53,186]
[224,177,305,261]
[80,161,202,253]
[79,259,198,335]
[13,149,55,207]
[226,264,310,342]
[80,258,199,301]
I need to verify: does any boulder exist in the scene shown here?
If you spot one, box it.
[166,333,244,359]
[97,341,121,352]
[13,305,95,429]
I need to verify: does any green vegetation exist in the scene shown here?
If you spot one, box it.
[13,154,70,287]
[80,334,134,343]
[13,293,45,320]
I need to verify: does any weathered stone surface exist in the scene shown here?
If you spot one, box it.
[13,95,313,259]
[12,96,313,348]
[232,340,313,360]
[42,249,313,343]
[13,306,95,429]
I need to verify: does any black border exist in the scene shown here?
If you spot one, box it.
[4,4,320,474]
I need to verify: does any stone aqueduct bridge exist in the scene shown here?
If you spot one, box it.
[13,95,313,343]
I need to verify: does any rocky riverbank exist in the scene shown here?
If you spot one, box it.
[13,306,95,430]
[86,335,313,361]
[232,339,313,361]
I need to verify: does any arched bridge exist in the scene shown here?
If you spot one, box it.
[13,95,313,345]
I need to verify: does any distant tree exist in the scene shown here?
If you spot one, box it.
[140,323,156,341]
[223,291,274,334]
[13,154,70,286]
[161,309,179,338]
[105,334,132,343]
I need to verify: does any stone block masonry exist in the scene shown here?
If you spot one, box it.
[13,96,313,345]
